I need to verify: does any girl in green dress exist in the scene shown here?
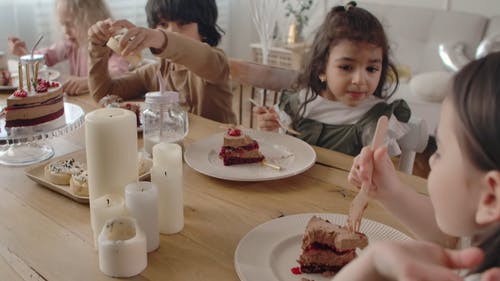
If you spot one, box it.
[255,1,410,156]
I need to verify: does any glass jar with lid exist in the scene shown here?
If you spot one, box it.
[142,91,188,156]
[19,54,47,88]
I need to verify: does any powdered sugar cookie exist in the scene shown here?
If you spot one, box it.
[70,169,88,197]
[44,158,84,185]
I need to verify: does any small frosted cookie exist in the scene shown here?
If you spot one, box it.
[70,169,88,197]
[44,158,84,185]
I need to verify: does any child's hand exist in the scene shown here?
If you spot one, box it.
[63,76,89,96]
[7,37,28,57]
[253,106,280,132]
[348,146,401,202]
[110,20,165,57]
[481,268,500,281]
[88,19,115,47]
[364,240,484,281]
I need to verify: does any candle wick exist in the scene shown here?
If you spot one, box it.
[141,188,144,192]
[106,198,110,206]
[164,171,167,177]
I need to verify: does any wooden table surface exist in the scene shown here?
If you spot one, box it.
[0,94,428,281]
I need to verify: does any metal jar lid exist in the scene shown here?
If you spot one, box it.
[145,91,179,104]
[20,54,45,65]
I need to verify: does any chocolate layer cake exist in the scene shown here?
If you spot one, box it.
[297,216,368,274]
[5,79,63,127]
[218,128,264,166]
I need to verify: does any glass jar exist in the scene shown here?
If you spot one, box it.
[19,54,48,85]
[142,91,188,156]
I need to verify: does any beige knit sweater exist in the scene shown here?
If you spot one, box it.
[88,30,236,124]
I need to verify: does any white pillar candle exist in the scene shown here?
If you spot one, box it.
[85,108,138,200]
[85,108,138,245]
[151,143,184,234]
[98,216,147,278]
[125,181,159,252]
[90,194,127,247]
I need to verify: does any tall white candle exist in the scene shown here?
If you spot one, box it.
[125,181,159,252]
[98,216,147,278]
[90,194,127,247]
[151,143,184,234]
[85,108,138,200]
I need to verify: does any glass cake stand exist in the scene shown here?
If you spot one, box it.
[0,102,85,166]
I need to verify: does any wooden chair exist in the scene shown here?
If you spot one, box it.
[229,58,299,127]
[398,117,429,174]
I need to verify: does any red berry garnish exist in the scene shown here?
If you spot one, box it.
[291,267,302,275]
[228,128,241,136]
[36,84,48,93]
[13,90,28,97]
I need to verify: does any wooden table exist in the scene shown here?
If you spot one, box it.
[0,94,427,281]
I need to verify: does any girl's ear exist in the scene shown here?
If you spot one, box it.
[476,171,500,225]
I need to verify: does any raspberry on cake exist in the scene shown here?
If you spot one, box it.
[218,128,264,166]
[296,216,368,275]
[5,57,64,128]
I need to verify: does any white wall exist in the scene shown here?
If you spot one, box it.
[226,0,500,61]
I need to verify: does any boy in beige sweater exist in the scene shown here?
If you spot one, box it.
[87,0,236,124]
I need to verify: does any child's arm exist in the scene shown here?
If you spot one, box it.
[7,37,70,67]
[88,19,151,102]
[253,106,280,132]
[63,76,89,96]
[7,37,28,56]
[36,41,73,67]
[109,19,229,86]
[349,146,457,247]
[333,240,484,281]
[149,30,228,85]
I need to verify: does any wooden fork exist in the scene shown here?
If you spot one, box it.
[346,116,389,232]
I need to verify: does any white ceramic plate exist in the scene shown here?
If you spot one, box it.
[184,130,316,181]
[235,213,412,281]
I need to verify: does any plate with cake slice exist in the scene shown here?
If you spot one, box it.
[184,128,316,181]
[234,213,412,281]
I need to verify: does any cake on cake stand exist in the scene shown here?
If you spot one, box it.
[0,102,84,166]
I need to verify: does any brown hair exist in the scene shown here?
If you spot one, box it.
[145,0,224,46]
[451,51,500,273]
[294,1,398,121]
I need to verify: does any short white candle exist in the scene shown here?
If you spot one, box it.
[90,194,127,247]
[98,216,147,278]
[125,181,159,252]
[151,143,184,234]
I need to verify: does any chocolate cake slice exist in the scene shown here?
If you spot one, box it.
[297,216,368,274]
[218,128,264,166]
